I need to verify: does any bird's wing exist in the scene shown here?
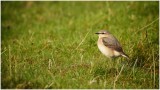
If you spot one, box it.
[102,36,123,52]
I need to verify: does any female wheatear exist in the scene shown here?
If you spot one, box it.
[95,30,129,59]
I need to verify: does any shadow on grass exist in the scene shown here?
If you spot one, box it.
[2,77,42,89]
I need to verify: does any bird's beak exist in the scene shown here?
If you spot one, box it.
[95,32,99,34]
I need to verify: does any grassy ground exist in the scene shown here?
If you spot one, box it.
[1,1,159,89]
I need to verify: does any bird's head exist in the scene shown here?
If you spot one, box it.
[95,30,111,38]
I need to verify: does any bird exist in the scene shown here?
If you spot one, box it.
[95,30,129,59]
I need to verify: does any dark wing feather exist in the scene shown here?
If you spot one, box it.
[102,36,123,52]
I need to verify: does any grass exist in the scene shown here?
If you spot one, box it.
[1,1,159,89]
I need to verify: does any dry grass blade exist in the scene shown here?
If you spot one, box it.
[8,45,12,78]
[152,50,155,88]
[134,17,159,34]
[75,30,91,50]
[48,59,52,70]
[113,64,125,89]
[131,57,138,76]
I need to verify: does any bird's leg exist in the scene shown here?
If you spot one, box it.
[114,58,122,74]
[115,58,119,73]
[109,58,114,68]
[111,58,119,74]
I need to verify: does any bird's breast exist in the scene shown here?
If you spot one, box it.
[97,38,114,58]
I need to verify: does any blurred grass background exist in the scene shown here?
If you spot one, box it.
[1,1,159,89]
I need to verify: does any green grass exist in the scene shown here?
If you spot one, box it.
[1,1,159,89]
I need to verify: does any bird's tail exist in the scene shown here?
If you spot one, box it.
[121,52,129,60]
